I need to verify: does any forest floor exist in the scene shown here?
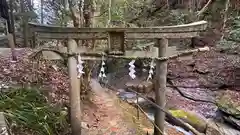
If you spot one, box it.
[0,47,240,134]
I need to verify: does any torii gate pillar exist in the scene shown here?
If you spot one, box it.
[154,38,168,135]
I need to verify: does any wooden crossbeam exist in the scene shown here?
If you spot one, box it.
[33,31,199,39]
[35,46,209,61]
[28,21,207,40]
[28,21,207,52]
[28,21,207,33]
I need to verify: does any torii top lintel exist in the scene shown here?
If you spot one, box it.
[28,21,207,39]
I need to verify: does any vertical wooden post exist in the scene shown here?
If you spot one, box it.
[20,0,29,47]
[154,38,168,135]
[7,33,17,60]
[67,39,82,135]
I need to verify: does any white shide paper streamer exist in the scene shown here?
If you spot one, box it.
[99,56,106,79]
[128,60,136,79]
[147,59,155,81]
[77,55,84,78]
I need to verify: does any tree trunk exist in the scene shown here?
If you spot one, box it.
[221,0,230,40]
[79,0,84,28]
[5,0,17,60]
[83,0,93,27]
[107,0,111,27]
[154,0,169,8]
[83,0,94,47]
[20,0,29,47]
[41,0,44,24]
[68,0,81,46]
[82,0,94,93]
[68,0,80,28]
[9,0,16,47]
[26,0,34,11]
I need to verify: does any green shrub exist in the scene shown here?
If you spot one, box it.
[0,88,70,135]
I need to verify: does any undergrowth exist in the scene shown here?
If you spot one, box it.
[0,88,70,135]
[217,15,240,53]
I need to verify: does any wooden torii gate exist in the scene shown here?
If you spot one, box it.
[28,21,208,135]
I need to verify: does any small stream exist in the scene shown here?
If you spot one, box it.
[117,89,194,135]
[116,88,240,135]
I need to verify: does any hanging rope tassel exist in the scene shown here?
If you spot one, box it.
[77,55,84,78]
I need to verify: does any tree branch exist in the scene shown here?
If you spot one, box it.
[128,0,168,24]
[196,0,213,17]
[221,0,230,40]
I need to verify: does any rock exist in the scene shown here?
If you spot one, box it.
[169,109,208,133]
[193,68,210,74]
[126,81,154,93]
[138,84,144,93]
[206,119,223,135]
[117,91,136,100]
[207,120,240,135]
[216,91,240,119]
[142,81,153,93]
[223,116,240,130]
[81,122,89,129]
[142,128,153,134]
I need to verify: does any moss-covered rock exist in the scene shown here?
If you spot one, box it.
[169,109,207,133]
[216,90,240,118]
